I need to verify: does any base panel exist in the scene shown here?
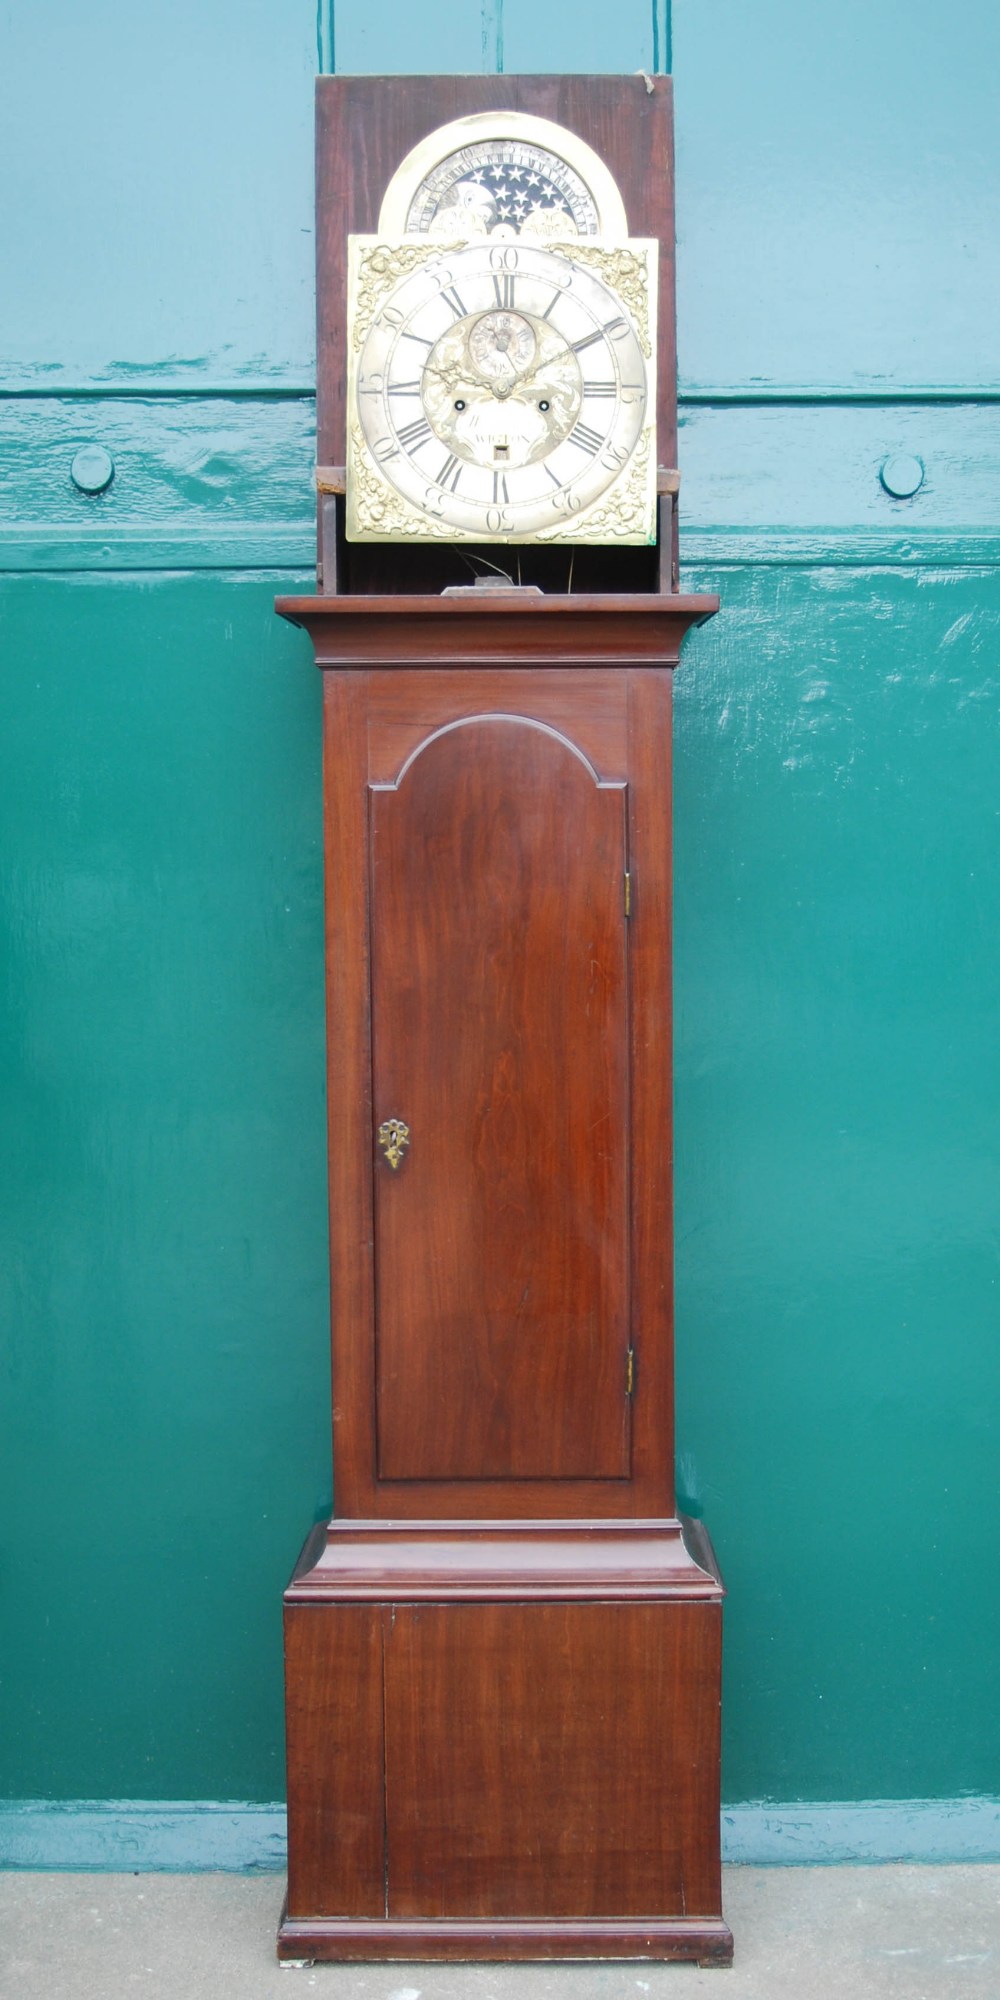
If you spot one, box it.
[277,1911,735,1965]
[281,1518,728,1960]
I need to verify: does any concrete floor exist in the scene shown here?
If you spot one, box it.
[1,1869,998,2000]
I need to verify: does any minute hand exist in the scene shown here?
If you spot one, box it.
[503,354,574,399]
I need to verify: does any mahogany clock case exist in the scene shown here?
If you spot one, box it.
[275,601,716,1525]
[276,75,730,1966]
[274,605,729,1963]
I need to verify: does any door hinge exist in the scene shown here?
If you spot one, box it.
[624,871,632,918]
[626,1347,636,1397]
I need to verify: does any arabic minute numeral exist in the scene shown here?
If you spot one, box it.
[486,505,511,533]
[372,436,399,462]
[568,421,605,456]
[489,247,518,306]
[600,441,629,471]
[541,273,573,320]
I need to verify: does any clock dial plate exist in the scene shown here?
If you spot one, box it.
[348,237,656,546]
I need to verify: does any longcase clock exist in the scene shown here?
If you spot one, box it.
[275,74,731,1967]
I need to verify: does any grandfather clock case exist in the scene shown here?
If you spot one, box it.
[276,75,730,1965]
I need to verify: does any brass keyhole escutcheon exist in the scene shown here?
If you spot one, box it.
[378,1118,410,1170]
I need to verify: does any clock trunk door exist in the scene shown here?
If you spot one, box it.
[370,715,631,1485]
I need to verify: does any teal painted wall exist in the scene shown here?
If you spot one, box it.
[2,0,999,1818]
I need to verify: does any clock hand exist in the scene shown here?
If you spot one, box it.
[424,360,472,392]
[494,359,569,406]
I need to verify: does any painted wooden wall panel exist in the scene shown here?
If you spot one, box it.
[0,399,315,571]
[2,557,998,1806]
[674,0,1000,392]
[1,0,999,1826]
[499,0,657,74]
[674,566,1000,1799]
[0,2,316,388]
[333,1,485,74]
[331,1,660,77]
[677,403,1000,570]
[0,575,330,1797]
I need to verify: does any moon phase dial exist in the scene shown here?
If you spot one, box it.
[349,237,656,545]
[376,110,632,243]
[408,141,599,241]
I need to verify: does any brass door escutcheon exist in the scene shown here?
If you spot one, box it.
[377,1117,410,1170]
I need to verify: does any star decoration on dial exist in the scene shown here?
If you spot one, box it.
[410,147,595,240]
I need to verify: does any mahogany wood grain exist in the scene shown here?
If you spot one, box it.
[626,670,677,1502]
[281,1526,730,1960]
[320,672,377,1516]
[278,587,729,1962]
[283,1604,384,1918]
[276,593,719,667]
[291,621,716,1522]
[367,668,628,784]
[277,1914,734,1963]
[288,1517,724,1603]
[382,1602,721,1920]
[371,716,630,1481]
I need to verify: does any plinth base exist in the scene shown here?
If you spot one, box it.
[277,1910,734,1965]
[280,1518,730,1965]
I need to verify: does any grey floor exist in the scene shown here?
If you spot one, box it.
[2,1868,998,2000]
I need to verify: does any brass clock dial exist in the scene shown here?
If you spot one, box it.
[347,236,656,546]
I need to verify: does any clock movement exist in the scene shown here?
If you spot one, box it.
[275,74,731,1967]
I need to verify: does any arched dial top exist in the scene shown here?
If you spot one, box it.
[347,235,657,546]
[377,110,630,244]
